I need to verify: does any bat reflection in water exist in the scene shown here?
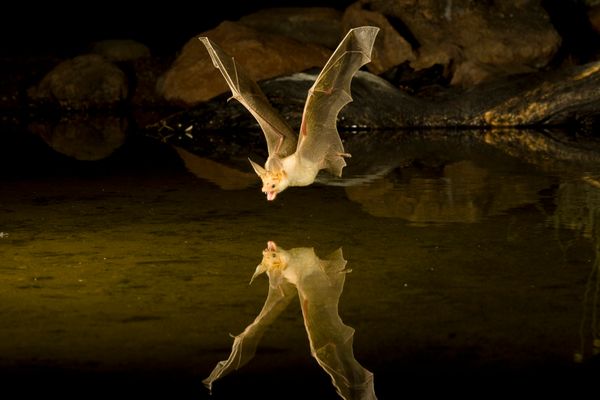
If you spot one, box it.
[199,26,380,201]
[203,241,376,400]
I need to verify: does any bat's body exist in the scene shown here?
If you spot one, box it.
[199,26,379,200]
[279,152,319,185]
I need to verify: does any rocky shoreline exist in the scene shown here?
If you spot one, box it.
[2,1,600,141]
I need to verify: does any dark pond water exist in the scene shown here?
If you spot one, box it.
[1,124,600,398]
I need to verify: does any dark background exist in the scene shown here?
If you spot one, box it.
[3,1,598,71]
[0,1,355,56]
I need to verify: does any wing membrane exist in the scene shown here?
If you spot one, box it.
[199,37,297,158]
[298,26,379,176]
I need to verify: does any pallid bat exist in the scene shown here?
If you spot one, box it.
[203,241,376,400]
[199,26,380,200]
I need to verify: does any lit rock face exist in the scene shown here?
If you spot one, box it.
[348,0,561,86]
[158,21,332,106]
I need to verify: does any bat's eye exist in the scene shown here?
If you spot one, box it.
[271,184,275,188]
[272,254,276,257]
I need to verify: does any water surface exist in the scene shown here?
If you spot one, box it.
[1,126,599,398]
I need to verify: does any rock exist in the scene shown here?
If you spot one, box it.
[356,0,561,87]
[148,59,600,132]
[28,54,128,110]
[342,2,416,74]
[238,7,343,49]
[590,5,600,34]
[158,21,332,106]
[91,39,151,62]
[90,39,169,110]
[480,61,600,126]
[150,68,422,137]
[261,70,424,129]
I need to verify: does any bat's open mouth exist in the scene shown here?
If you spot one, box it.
[266,191,277,201]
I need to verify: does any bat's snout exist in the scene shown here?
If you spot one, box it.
[266,191,277,201]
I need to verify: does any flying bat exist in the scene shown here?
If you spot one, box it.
[203,241,376,399]
[199,26,380,200]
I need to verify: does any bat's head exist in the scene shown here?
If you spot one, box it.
[250,241,289,285]
[249,158,289,201]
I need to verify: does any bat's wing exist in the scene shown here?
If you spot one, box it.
[298,248,377,400]
[199,37,297,158]
[320,248,349,281]
[203,280,297,393]
[297,26,379,177]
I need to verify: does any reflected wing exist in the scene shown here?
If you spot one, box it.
[313,340,376,400]
[199,37,297,158]
[203,281,296,393]
[297,248,377,400]
[297,26,379,176]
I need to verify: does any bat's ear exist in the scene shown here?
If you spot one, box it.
[250,263,267,285]
[248,158,266,177]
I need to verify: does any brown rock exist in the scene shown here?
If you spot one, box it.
[28,54,128,109]
[238,7,343,49]
[91,39,151,62]
[589,5,600,34]
[342,2,416,74]
[356,0,561,86]
[158,21,332,106]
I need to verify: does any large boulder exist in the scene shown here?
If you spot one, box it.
[157,21,332,106]
[28,54,128,109]
[90,39,169,110]
[352,0,561,86]
[237,7,343,49]
[342,1,416,74]
[148,59,600,133]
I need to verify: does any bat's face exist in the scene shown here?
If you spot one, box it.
[260,172,289,201]
[250,240,289,285]
[260,241,287,271]
[248,158,289,201]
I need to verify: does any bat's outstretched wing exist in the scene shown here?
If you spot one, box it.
[297,26,379,177]
[202,280,296,393]
[298,248,377,400]
[199,37,297,158]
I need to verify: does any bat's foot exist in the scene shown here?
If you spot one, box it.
[338,152,352,158]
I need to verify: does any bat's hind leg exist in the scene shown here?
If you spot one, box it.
[325,152,351,177]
